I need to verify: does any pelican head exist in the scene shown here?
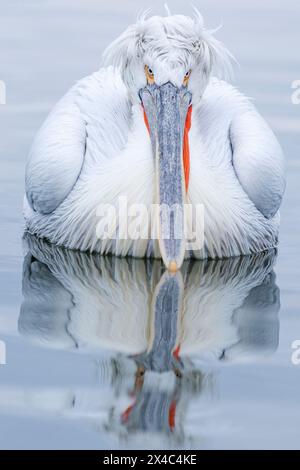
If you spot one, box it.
[103,11,232,270]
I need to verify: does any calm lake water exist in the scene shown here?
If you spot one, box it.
[0,0,299,450]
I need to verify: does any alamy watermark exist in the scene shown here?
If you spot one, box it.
[95,197,205,250]
[0,80,6,105]
[291,340,300,365]
[0,340,6,365]
[291,80,300,105]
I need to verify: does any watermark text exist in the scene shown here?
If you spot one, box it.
[291,80,300,105]
[0,80,6,105]
[0,340,6,365]
[95,197,204,251]
[291,340,300,365]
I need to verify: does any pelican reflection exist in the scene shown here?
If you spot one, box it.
[19,234,280,443]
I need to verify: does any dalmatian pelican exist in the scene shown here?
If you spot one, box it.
[24,10,285,271]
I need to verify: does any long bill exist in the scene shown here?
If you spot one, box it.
[140,82,192,272]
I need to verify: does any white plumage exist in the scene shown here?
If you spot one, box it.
[24,12,285,260]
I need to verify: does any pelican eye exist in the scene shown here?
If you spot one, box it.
[136,365,145,377]
[183,69,191,86]
[145,65,155,85]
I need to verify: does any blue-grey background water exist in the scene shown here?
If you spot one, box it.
[0,0,299,449]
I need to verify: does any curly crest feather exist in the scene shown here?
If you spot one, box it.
[103,9,234,89]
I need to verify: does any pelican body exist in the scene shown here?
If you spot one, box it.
[24,12,285,270]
